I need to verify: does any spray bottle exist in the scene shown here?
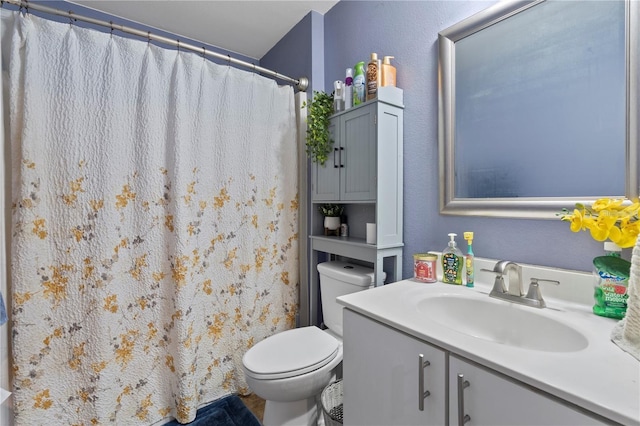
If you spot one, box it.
[353,61,366,106]
[344,68,353,110]
[464,232,474,288]
[442,233,463,285]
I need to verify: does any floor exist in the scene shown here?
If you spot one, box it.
[240,393,265,423]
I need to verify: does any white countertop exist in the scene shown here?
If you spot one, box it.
[337,272,640,425]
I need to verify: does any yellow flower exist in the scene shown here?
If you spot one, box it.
[591,198,624,212]
[560,197,639,248]
[562,208,585,232]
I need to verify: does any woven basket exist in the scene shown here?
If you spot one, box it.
[321,379,343,426]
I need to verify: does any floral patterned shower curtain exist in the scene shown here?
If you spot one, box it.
[2,9,298,425]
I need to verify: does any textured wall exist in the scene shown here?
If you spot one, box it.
[321,0,621,278]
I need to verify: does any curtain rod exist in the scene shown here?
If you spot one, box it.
[2,0,309,92]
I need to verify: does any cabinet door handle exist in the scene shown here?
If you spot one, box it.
[457,373,471,425]
[339,147,344,168]
[333,147,340,168]
[418,354,431,411]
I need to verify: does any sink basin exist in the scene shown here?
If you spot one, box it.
[417,295,589,352]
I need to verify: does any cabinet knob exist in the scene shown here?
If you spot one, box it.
[418,354,431,411]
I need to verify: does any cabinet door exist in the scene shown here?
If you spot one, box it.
[343,309,446,425]
[449,355,604,425]
[311,120,340,201]
[340,105,376,201]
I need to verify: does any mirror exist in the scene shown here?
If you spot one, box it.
[438,0,638,219]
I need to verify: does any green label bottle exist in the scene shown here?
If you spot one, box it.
[442,233,463,285]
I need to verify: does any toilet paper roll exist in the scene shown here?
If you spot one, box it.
[366,223,376,245]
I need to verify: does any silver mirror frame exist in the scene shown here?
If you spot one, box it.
[438,0,638,219]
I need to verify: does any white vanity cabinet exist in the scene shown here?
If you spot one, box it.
[449,355,604,426]
[342,308,607,426]
[343,309,446,425]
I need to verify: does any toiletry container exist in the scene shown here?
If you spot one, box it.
[366,53,379,101]
[464,231,474,287]
[592,242,630,319]
[442,233,463,285]
[353,61,366,105]
[381,56,396,87]
[333,80,344,113]
[242,261,381,425]
[414,253,437,283]
[344,68,353,110]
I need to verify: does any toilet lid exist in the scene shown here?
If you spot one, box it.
[243,326,339,380]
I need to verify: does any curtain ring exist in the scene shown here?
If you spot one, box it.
[18,1,29,14]
[177,39,180,52]
[227,55,231,66]
[109,21,114,37]
[68,11,76,27]
[201,46,206,59]
[147,31,151,45]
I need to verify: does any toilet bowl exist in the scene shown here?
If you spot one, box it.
[242,261,381,426]
[243,326,342,425]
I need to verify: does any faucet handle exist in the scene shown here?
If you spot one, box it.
[481,268,507,294]
[530,277,560,287]
[525,278,560,307]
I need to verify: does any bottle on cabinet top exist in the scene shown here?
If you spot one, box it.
[381,56,396,87]
[366,52,379,101]
[344,68,353,110]
[353,61,366,106]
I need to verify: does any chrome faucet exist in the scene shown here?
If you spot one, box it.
[483,261,559,308]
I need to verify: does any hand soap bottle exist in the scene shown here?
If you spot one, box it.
[442,233,463,285]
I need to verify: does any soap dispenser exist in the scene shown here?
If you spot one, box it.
[442,233,463,285]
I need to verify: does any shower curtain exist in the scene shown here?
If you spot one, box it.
[2,9,298,425]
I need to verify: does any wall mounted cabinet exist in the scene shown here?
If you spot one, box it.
[312,105,377,201]
[308,88,403,326]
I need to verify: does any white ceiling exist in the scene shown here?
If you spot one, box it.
[71,1,338,60]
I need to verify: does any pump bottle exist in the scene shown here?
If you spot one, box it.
[442,233,463,285]
[381,56,396,87]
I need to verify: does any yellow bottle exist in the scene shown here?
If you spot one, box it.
[381,56,396,87]
[366,53,379,101]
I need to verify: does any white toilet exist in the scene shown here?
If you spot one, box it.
[242,261,381,426]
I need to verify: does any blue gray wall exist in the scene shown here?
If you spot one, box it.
[268,0,624,279]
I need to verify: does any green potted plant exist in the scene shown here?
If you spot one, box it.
[318,203,344,231]
[302,90,334,165]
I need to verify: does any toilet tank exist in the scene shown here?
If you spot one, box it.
[317,261,384,338]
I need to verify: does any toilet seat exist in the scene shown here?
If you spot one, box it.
[243,326,339,380]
